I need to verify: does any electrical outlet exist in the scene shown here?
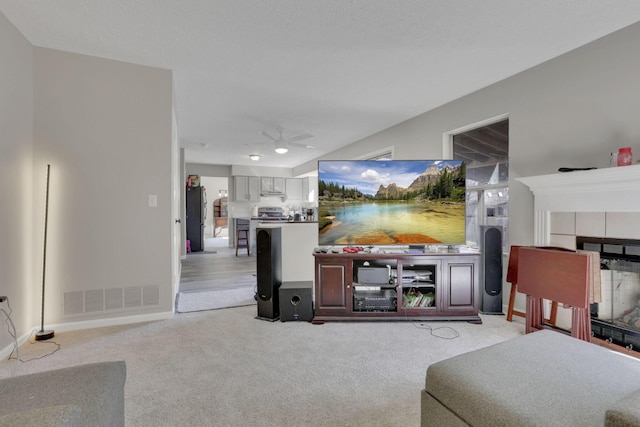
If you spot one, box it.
[0,296,6,303]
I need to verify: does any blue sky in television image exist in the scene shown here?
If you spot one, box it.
[318,160,461,196]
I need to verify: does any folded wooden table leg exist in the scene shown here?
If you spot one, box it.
[526,296,544,334]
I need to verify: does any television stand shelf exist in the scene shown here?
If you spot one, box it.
[312,251,481,323]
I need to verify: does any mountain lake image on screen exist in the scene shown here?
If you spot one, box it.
[317,159,466,246]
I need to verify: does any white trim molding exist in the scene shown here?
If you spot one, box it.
[517,165,640,244]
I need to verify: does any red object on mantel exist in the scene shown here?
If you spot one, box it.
[617,147,632,166]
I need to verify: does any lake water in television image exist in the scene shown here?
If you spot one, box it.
[318,201,465,245]
[317,159,466,245]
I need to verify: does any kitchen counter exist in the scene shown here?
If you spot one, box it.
[261,220,317,224]
[251,217,317,224]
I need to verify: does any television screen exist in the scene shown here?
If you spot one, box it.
[318,160,466,246]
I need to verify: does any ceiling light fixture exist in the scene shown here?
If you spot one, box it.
[249,154,261,161]
[274,141,288,154]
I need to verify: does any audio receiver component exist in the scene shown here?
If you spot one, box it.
[353,289,397,312]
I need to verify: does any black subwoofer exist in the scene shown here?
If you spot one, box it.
[279,281,313,322]
[480,225,503,314]
[256,227,282,320]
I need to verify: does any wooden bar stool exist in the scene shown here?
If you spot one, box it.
[235,228,249,256]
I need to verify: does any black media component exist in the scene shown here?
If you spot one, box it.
[279,281,313,321]
[353,289,397,311]
[480,225,503,314]
[256,227,282,321]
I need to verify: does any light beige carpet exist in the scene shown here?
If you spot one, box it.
[0,306,525,426]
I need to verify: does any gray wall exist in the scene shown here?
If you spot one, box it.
[186,163,232,178]
[32,47,174,325]
[1,8,175,356]
[295,21,640,248]
[0,12,34,353]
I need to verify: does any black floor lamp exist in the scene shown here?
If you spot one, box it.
[35,164,54,341]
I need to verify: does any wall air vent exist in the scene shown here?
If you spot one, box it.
[63,285,160,316]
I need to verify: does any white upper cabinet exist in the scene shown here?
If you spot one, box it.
[286,178,303,201]
[234,176,260,202]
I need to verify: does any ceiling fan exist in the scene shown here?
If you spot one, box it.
[259,127,314,154]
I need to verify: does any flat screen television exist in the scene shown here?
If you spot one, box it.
[317,159,466,246]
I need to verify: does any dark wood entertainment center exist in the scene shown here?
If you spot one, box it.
[312,251,481,323]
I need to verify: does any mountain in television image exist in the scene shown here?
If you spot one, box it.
[318,160,466,246]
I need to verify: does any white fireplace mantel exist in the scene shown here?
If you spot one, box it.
[516,165,640,245]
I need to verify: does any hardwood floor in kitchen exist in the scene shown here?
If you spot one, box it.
[179,236,256,293]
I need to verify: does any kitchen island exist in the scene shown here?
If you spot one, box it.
[255,221,318,284]
[249,218,317,255]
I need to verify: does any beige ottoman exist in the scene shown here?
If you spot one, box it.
[421,330,640,426]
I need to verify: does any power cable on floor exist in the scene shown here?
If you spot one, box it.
[413,322,460,339]
[2,297,60,362]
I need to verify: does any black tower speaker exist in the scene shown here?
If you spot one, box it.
[256,227,282,321]
[480,225,503,314]
[279,281,314,321]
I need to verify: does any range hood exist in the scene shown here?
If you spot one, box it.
[260,191,287,199]
[260,190,287,197]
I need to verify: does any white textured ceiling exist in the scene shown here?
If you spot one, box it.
[2,1,640,168]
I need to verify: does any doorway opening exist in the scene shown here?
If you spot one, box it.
[451,118,509,251]
[200,176,229,250]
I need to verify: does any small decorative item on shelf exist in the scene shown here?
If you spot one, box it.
[617,147,632,166]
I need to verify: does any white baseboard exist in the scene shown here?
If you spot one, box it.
[0,328,34,361]
[0,311,174,361]
[46,310,175,333]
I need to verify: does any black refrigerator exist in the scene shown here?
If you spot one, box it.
[186,186,206,252]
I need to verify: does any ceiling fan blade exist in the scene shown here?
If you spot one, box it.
[284,133,313,143]
[289,141,315,149]
[260,131,279,142]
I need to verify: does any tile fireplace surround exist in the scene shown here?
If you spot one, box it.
[518,165,640,349]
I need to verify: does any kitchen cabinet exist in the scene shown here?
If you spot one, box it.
[302,177,310,202]
[233,176,260,202]
[260,177,285,194]
[301,177,317,203]
[285,178,303,201]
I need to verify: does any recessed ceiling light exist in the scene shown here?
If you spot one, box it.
[274,140,288,154]
[249,154,261,161]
